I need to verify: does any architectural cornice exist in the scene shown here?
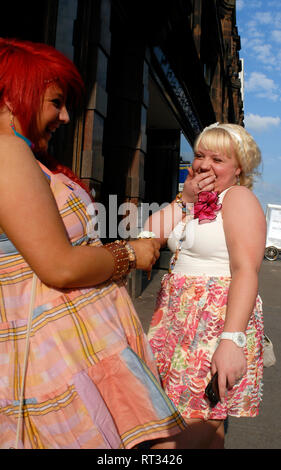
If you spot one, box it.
[219,0,235,9]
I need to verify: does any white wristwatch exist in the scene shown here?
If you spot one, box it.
[220,331,246,348]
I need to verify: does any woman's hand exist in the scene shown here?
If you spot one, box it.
[211,340,247,402]
[129,238,161,271]
[182,168,216,203]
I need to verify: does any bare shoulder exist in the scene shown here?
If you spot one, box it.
[224,185,255,200]
[222,185,266,238]
[0,134,28,147]
[0,134,36,168]
[0,135,45,196]
[223,185,263,213]
[0,134,33,157]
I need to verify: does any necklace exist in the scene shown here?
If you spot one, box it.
[169,219,188,273]
[11,124,33,148]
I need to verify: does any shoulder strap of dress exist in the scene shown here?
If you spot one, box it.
[218,186,235,203]
[36,160,52,183]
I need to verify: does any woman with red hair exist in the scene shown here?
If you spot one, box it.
[0,38,186,449]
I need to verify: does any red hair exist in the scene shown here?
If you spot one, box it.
[0,37,84,145]
[0,38,92,198]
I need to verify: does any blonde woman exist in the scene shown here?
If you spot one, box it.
[147,123,266,449]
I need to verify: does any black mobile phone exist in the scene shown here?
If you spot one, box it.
[205,372,220,407]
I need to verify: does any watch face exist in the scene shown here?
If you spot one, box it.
[236,333,246,347]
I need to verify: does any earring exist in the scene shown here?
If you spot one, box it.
[236,175,241,185]
[10,112,15,131]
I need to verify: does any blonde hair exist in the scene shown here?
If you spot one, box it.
[194,123,261,189]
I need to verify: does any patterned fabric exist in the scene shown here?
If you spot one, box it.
[0,162,186,449]
[148,273,264,421]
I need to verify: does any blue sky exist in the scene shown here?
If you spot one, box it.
[237,0,281,212]
[181,0,281,212]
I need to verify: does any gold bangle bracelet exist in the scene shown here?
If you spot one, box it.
[176,192,192,214]
[103,240,130,281]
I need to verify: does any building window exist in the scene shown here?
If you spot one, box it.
[55,0,78,61]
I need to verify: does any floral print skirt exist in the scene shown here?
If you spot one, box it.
[147,273,264,421]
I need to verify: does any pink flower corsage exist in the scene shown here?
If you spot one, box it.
[194,191,222,224]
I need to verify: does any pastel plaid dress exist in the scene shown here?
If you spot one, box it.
[0,161,186,449]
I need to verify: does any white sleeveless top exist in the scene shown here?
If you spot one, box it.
[168,187,233,276]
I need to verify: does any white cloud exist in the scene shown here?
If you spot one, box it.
[242,0,262,9]
[254,12,273,24]
[249,29,264,39]
[245,20,259,35]
[245,72,279,100]
[273,13,281,27]
[236,0,245,11]
[271,30,281,43]
[253,180,281,211]
[242,28,264,43]
[252,10,281,30]
[242,35,276,67]
[252,43,275,66]
[245,114,281,132]
[266,0,281,15]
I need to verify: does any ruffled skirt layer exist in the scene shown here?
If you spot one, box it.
[0,281,186,448]
[148,273,264,421]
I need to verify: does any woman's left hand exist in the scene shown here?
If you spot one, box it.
[182,167,216,203]
[129,238,160,272]
[211,339,247,402]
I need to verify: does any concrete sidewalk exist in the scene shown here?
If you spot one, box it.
[133,260,281,449]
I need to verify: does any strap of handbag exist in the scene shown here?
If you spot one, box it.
[13,273,37,449]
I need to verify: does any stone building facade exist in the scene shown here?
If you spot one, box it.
[0,0,243,296]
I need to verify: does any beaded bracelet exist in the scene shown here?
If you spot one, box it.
[103,240,131,281]
[175,192,192,214]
